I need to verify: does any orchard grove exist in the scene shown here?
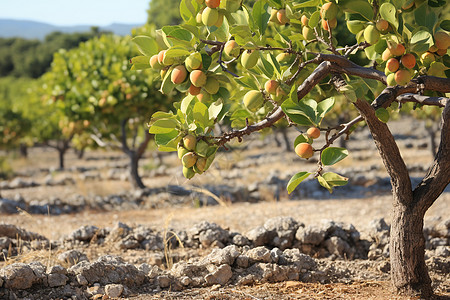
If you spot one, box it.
[130,0,449,298]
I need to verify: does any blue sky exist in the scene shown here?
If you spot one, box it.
[0,0,150,26]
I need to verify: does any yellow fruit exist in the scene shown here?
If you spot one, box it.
[269,9,280,24]
[243,90,264,112]
[177,145,189,159]
[183,166,195,179]
[364,25,380,45]
[182,152,197,168]
[301,15,309,26]
[420,52,435,67]
[401,1,415,10]
[241,50,259,69]
[276,52,294,65]
[306,127,320,139]
[224,40,240,58]
[204,77,220,94]
[202,7,219,27]
[265,80,279,95]
[322,18,337,31]
[171,65,188,84]
[190,70,207,87]
[185,52,202,72]
[214,11,224,27]
[401,53,416,69]
[302,26,315,40]
[197,90,211,102]
[394,69,412,86]
[183,134,197,151]
[274,86,288,103]
[277,9,289,25]
[221,0,240,12]
[321,2,338,20]
[386,58,400,73]
[386,73,396,86]
[196,157,207,172]
[346,20,365,34]
[295,143,313,159]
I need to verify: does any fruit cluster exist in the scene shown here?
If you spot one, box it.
[294,127,320,159]
[177,134,216,179]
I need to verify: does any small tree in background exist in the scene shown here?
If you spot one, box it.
[41,34,176,187]
[131,0,450,297]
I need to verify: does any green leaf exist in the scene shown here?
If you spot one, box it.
[287,172,311,194]
[294,134,311,148]
[340,0,374,21]
[309,11,321,28]
[268,53,282,77]
[234,77,259,90]
[414,3,437,32]
[181,95,196,115]
[258,53,275,78]
[149,119,179,134]
[132,36,158,57]
[281,99,314,126]
[180,0,196,22]
[375,107,390,123]
[155,130,180,151]
[316,97,335,123]
[165,47,192,58]
[292,0,320,9]
[321,147,348,166]
[410,30,433,53]
[193,102,210,128]
[160,66,176,95]
[322,172,349,187]
[208,99,224,120]
[317,175,333,193]
[253,0,270,36]
[379,3,398,30]
[441,20,450,31]
[151,111,175,121]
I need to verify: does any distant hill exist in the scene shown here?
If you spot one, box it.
[0,19,143,40]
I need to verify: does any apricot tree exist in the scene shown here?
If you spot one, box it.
[131,0,450,297]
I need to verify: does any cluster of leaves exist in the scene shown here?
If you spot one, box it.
[130,0,447,192]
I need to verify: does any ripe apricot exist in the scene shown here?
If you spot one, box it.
[243,90,264,112]
[436,48,447,56]
[157,50,166,64]
[381,48,393,61]
[241,50,259,69]
[185,52,202,72]
[394,69,412,86]
[205,0,220,8]
[265,80,279,95]
[376,19,389,32]
[401,1,415,10]
[389,43,405,56]
[322,18,337,31]
[307,127,320,139]
[189,84,201,95]
[183,134,197,151]
[190,70,207,87]
[150,55,163,69]
[295,143,314,159]
[276,52,294,64]
[196,157,207,172]
[182,152,197,168]
[301,15,309,26]
[321,2,338,20]
[224,40,240,58]
[277,9,289,25]
[214,11,224,27]
[177,145,189,159]
[269,9,280,24]
[401,53,416,69]
[171,65,188,84]
[197,90,211,102]
[386,58,400,72]
[274,86,288,103]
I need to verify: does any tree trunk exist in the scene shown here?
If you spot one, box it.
[426,124,438,156]
[390,202,432,298]
[19,143,28,158]
[128,151,145,189]
[57,147,66,169]
[280,127,292,152]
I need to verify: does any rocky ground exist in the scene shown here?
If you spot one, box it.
[0,118,449,299]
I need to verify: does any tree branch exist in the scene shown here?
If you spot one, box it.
[121,118,130,154]
[90,134,122,151]
[413,101,450,214]
[354,99,413,206]
[396,94,449,107]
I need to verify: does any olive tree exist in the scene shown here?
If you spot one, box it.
[131,0,449,297]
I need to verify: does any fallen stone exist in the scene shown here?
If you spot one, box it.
[205,264,232,285]
[67,225,99,242]
[0,263,38,289]
[204,245,240,266]
[105,283,124,298]
[57,250,89,266]
[295,225,326,246]
[246,246,272,264]
[245,226,276,246]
